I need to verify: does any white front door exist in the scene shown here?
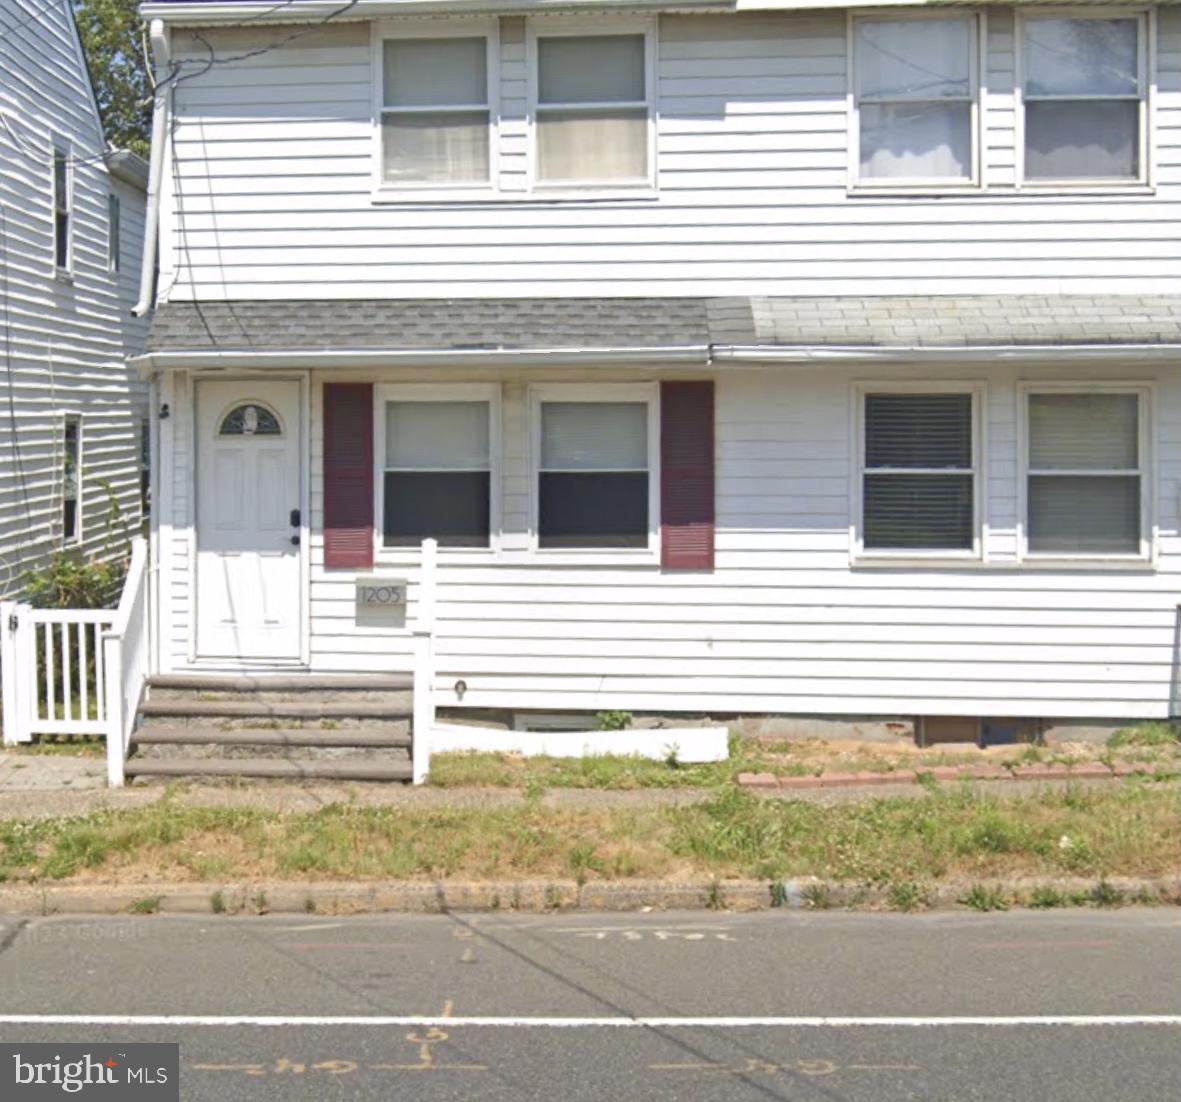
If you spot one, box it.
[195,379,303,661]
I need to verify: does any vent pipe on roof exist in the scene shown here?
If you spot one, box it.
[133,20,171,318]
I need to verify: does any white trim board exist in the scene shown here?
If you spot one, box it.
[428,722,730,762]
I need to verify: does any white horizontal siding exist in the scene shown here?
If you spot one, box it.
[0,0,150,598]
[159,7,1181,299]
[159,359,1181,719]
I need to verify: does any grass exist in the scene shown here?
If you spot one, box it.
[426,725,1179,791]
[0,781,1175,890]
[8,735,105,758]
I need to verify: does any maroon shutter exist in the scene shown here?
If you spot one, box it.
[323,383,374,570]
[661,381,715,571]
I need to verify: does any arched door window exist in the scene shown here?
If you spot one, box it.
[218,402,282,437]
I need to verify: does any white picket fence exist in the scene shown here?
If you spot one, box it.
[1,538,150,786]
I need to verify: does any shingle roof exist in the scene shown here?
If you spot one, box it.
[146,295,1181,355]
[744,295,1181,347]
[146,298,712,353]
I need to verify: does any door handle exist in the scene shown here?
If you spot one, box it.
[290,508,301,527]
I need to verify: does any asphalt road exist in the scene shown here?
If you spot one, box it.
[0,908,1177,1100]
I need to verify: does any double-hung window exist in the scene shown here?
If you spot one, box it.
[1021,14,1146,184]
[1024,390,1148,558]
[534,387,656,549]
[380,389,495,549]
[52,146,71,271]
[858,391,979,556]
[108,193,121,273]
[852,15,978,186]
[378,30,493,188]
[532,28,653,186]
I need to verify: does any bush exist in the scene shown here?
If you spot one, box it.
[23,553,124,610]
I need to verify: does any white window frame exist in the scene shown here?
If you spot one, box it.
[1017,382,1154,565]
[851,381,986,565]
[525,16,658,196]
[1015,6,1153,191]
[61,413,83,547]
[528,382,660,561]
[374,382,501,561]
[848,9,983,193]
[370,19,500,202]
[52,141,72,276]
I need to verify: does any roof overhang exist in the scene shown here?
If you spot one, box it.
[131,345,711,374]
[715,344,1181,364]
[105,149,150,191]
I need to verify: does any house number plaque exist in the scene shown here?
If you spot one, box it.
[355,576,408,626]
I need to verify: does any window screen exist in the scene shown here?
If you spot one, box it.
[1023,17,1142,181]
[539,401,649,548]
[383,400,490,547]
[1027,393,1141,554]
[855,18,975,182]
[535,34,648,183]
[381,37,490,184]
[862,394,974,551]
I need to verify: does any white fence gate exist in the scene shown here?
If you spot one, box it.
[1,538,150,786]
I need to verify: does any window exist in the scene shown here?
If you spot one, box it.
[859,392,978,554]
[219,403,281,437]
[52,147,70,271]
[1021,14,1145,183]
[1024,391,1146,557]
[532,30,652,185]
[108,193,121,273]
[853,15,977,185]
[139,417,151,520]
[536,392,654,549]
[62,416,81,544]
[380,396,492,548]
[378,32,492,186]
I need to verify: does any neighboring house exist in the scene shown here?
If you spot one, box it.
[0,0,150,598]
[137,0,1181,732]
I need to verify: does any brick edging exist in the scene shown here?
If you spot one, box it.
[738,761,1180,791]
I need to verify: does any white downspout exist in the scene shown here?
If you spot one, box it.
[132,19,171,318]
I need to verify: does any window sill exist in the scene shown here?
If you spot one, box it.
[847,184,982,199]
[1016,554,1156,571]
[1014,183,1156,197]
[847,183,1156,199]
[371,186,659,206]
[54,268,73,284]
[852,553,983,569]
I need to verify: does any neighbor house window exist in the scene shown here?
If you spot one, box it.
[1025,391,1146,556]
[860,392,978,553]
[532,29,652,185]
[381,395,492,547]
[139,417,151,519]
[62,416,81,544]
[108,193,121,272]
[1021,14,1145,183]
[853,15,977,185]
[53,147,71,270]
[379,32,492,186]
[535,388,655,548]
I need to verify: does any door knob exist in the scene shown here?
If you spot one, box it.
[290,534,300,547]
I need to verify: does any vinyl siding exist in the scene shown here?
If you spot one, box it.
[0,0,150,598]
[161,7,1181,300]
[161,361,1181,720]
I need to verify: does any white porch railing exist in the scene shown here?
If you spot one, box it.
[102,539,150,787]
[411,537,437,785]
[1,538,150,787]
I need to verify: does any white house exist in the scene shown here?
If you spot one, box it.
[0,0,150,598]
[133,0,1181,761]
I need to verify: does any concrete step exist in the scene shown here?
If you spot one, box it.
[139,699,413,721]
[133,727,411,749]
[124,757,414,783]
[148,674,413,692]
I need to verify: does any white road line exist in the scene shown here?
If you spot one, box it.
[0,1015,1177,1029]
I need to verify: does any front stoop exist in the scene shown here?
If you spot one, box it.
[125,674,414,783]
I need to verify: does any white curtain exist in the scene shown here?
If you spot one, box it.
[382,113,489,183]
[1024,101,1138,181]
[537,110,647,182]
[541,403,648,470]
[860,101,971,180]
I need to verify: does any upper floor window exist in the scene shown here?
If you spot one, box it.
[378,31,493,187]
[531,28,654,187]
[108,193,121,273]
[52,146,71,271]
[1020,14,1146,184]
[857,390,980,557]
[852,15,978,187]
